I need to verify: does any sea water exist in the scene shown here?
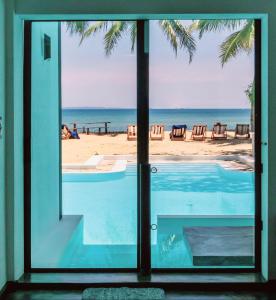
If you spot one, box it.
[62,108,251,131]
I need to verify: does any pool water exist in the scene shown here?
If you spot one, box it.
[61,163,255,268]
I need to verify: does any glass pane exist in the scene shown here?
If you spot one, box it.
[149,19,255,268]
[31,21,137,268]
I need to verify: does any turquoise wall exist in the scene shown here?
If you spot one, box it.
[2,0,276,282]
[31,22,60,266]
[5,0,24,280]
[13,15,24,282]
[0,0,7,291]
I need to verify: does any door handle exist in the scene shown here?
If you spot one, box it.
[151,224,157,230]
[0,117,2,139]
[151,166,157,173]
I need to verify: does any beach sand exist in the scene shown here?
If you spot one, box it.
[62,130,253,164]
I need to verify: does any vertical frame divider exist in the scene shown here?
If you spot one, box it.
[23,20,32,272]
[137,20,151,275]
[58,22,62,220]
[254,19,262,272]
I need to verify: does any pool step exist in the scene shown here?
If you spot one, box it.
[184,226,254,266]
[60,244,137,268]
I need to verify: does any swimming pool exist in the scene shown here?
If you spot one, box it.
[61,163,255,268]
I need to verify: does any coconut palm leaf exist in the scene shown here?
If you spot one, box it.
[158,20,196,62]
[66,21,90,36]
[191,19,242,39]
[158,20,179,55]
[129,21,137,52]
[80,21,109,44]
[104,21,129,56]
[245,80,255,105]
[245,80,255,131]
[219,20,254,65]
[190,19,255,109]
[170,20,196,63]
[66,20,196,61]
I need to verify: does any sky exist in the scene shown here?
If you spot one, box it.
[61,21,254,109]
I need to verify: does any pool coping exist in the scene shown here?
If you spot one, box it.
[62,154,254,174]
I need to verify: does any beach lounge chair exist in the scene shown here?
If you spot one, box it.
[150,124,164,141]
[170,125,187,141]
[191,124,207,141]
[211,123,227,140]
[235,124,250,139]
[127,125,137,141]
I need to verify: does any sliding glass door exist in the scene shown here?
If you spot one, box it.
[29,21,138,269]
[149,19,258,269]
[25,18,261,272]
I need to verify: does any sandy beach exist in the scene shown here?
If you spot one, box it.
[62,130,253,164]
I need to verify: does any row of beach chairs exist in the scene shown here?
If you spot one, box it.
[127,123,250,141]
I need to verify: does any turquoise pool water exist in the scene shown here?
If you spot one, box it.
[61,163,255,268]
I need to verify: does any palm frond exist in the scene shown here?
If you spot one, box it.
[129,22,137,52]
[80,21,109,43]
[66,21,90,36]
[159,20,178,55]
[169,20,196,63]
[66,20,196,61]
[245,80,255,105]
[192,19,243,39]
[65,21,109,45]
[219,20,254,65]
[104,21,128,56]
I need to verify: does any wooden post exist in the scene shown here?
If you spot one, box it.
[105,122,108,134]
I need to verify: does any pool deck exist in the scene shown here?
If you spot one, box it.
[62,154,254,173]
[62,131,253,164]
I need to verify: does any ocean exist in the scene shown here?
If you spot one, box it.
[62,108,251,132]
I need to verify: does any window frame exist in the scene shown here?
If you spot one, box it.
[23,15,264,275]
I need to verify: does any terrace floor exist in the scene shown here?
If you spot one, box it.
[5,273,274,299]
[4,289,276,299]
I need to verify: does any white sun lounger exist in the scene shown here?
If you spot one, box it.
[62,155,103,170]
